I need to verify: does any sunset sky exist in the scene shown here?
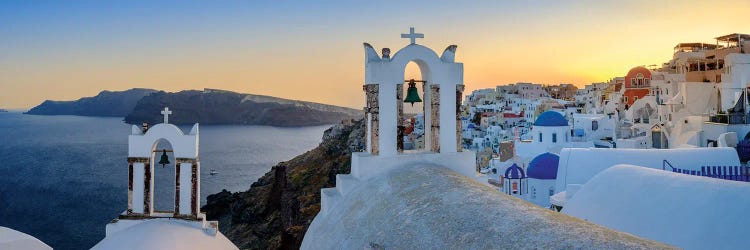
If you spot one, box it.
[2,0,749,109]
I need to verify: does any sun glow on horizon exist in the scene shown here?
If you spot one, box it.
[2,0,749,109]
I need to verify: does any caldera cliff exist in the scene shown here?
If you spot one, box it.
[202,118,365,249]
[124,89,361,126]
[25,88,157,116]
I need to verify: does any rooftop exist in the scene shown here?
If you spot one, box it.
[563,165,750,250]
[302,165,671,249]
[714,33,750,42]
[673,43,722,50]
[534,111,568,127]
[527,153,559,180]
[92,219,237,250]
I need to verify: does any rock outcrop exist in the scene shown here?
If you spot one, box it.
[202,119,365,249]
[124,89,361,126]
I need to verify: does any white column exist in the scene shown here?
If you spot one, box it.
[179,162,192,215]
[132,163,145,214]
[379,83,398,156]
[440,83,458,153]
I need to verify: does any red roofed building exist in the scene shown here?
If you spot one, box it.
[623,66,652,107]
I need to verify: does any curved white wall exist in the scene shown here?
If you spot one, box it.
[563,165,750,250]
[556,147,740,192]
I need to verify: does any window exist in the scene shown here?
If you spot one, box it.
[624,96,628,103]
[539,133,543,142]
[592,121,599,131]
[645,79,650,86]
[552,133,557,143]
[631,78,636,85]
[549,187,554,196]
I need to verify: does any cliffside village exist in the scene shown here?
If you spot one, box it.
[398,33,750,207]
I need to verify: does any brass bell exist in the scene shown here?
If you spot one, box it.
[404,79,423,106]
[158,149,170,167]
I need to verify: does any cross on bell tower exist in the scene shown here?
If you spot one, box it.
[161,107,172,124]
[401,27,424,45]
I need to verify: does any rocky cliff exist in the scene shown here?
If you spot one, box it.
[202,119,365,249]
[124,89,361,126]
[25,88,157,116]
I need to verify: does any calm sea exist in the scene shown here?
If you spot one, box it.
[0,111,330,249]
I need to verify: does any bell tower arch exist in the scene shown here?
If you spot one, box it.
[363,27,464,156]
[126,107,201,218]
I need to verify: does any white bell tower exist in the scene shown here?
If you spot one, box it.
[126,107,201,218]
[95,107,236,249]
[314,28,482,217]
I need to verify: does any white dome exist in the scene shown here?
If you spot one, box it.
[0,227,52,250]
[563,165,750,249]
[92,219,237,250]
[302,165,667,249]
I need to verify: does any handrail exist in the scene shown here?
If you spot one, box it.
[662,159,675,171]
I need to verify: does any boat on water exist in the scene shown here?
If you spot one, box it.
[209,169,218,175]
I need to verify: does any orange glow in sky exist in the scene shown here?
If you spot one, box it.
[2,0,749,109]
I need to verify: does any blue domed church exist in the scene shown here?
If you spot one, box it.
[526,152,560,208]
[502,163,527,198]
[534,111,569,127]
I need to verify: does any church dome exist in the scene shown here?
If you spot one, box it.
[302,165,668,249]
[0,227,52,250]
[534,111,568,127]
[527,153,560,179]
[504,163,526,179]
[92,219,237,250]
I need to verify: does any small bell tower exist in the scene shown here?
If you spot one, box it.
[125,107,202,218]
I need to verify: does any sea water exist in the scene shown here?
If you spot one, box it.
[0,111,329,249]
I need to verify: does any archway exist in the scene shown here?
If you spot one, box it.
[401,61,430,152]
[151,138,176,213]
[651,125,668,149]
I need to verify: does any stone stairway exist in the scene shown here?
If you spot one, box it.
[320,174,360,215]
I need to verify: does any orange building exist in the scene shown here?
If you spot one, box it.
[623,66,651,107]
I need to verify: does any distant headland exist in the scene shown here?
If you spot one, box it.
[25,88,157,117]
[26,88,361,127]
